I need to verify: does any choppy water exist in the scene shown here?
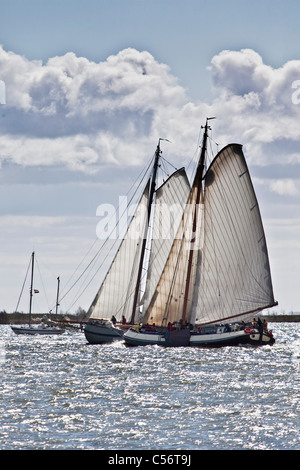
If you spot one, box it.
[0,323,299,450]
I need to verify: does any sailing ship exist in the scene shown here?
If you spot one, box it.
[11,252,65,336]
[122,118,277,347]
[84,139,191,344]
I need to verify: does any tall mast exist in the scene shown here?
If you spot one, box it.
[129,139,164,324]
[181,118,214,325]
[28,251,35,326]
[55,276,60,315]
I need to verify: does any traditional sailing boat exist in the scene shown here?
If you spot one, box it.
[11,252,65,335]
[84,140,190,344]
[123,118,277,347]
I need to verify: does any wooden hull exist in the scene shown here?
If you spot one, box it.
[123,329,167,346]
[84,322,124,344]
[124,326,275,347]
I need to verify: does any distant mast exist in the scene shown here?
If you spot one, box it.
[28,252,35,327]
[55,277,60,315]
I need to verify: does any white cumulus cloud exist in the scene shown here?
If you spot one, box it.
[0,46,190,172]
[1,45,300,178]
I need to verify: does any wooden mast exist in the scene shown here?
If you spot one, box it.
[129,139,165,324]
[181,118,214,326]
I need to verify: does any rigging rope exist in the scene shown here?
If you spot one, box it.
[58,152,155,313]
[35,257,51,311]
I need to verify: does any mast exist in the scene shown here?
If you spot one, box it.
[28,251,35,327]
[129,139,165,324]
[181,118,214,325]
[55,276,60,315]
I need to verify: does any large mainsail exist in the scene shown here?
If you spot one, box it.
[87,181,150,321]
[194,143,276,325]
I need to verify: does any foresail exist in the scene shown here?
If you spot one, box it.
[195,144,276,325]
[141,168,191,317]
[88,181,150,321]
[143,181,201,326]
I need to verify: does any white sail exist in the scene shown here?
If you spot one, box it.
[195,144,276,324]
[88,181,150,321]
[141,168,190,316]
[142,179,201,326]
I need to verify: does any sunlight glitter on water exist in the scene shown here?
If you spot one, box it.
[0,323,299,450]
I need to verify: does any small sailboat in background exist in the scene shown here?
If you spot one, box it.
[123,118,277,347]
[11,252,65,336]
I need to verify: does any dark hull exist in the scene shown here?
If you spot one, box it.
[124,326,275,348]
[84,322,123,344]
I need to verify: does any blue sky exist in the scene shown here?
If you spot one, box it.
[0,0,300,314]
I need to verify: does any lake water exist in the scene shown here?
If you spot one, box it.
[0,323,299,450]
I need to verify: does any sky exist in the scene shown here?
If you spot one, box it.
[0,0,300,315]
